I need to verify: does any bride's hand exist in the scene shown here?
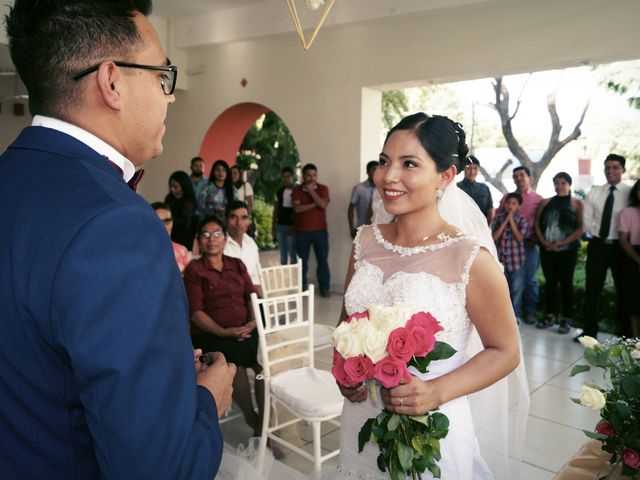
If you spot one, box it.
[380,376,442,415]
[338,382,368,403]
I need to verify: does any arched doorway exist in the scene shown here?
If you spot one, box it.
[198,102,271,176]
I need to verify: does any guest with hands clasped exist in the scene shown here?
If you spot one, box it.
[184,215,266,438]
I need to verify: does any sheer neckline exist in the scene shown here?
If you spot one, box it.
[372,223,467,257]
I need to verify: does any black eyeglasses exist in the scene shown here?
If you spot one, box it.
[73,61,178,95]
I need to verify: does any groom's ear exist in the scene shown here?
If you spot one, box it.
[439,165,457,188]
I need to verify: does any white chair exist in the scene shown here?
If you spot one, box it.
[250,285,343,474]
[258,260,334,352]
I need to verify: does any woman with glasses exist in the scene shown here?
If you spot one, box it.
[150,201,190,273]
[164,170,197,251]
[197,159,238,218]
[183,215,265,439]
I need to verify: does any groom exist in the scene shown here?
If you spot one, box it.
[0,1,234,478]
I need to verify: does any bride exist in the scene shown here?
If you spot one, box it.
[336,113,528,479]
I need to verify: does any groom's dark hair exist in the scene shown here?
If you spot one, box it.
[6,0,152,118]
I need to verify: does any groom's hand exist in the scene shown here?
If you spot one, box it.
[338,383,368,403]
[196,351,236,417]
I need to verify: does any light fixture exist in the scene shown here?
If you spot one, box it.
[285,0,335,51]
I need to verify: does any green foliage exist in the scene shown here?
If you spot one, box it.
[360,408,450,479]
[573,338,640,478]
[382,90,409,130]
[237,112,299,203]
[251,196,274,249]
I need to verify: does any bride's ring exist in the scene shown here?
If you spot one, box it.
[400,397,404,407]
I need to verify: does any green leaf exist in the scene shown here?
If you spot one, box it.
[425,341,457,362]
[358,418,374,452]
[372,424,385,441]
[397,442,415,470]
[409,414,429,426]
[377,453,387,472]
[428,462,442,479]
[430,412,450,436]
[584,347,609,368]
[584,430,608,441]
[388,414,401,432]
[621,375,640,397]
[570,364,591,376]
[409,355,431,374]
[570,397,582,406]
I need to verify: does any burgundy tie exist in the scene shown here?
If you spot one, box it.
[105,157,144,192]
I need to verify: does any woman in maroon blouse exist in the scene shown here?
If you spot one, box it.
[184,215,263,435]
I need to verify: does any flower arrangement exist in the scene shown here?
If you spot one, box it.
[571,336,640,478]
[332,304,456,480]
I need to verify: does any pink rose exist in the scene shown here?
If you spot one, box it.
[332,349,353,387]
[373,356,412,389]
[343,355,374,385]
[386,327,416,363]
[595,421,615,437]
[406,324,436,357]
[407,311,443,336]
[347,311,368,323]
[622,448,640,469]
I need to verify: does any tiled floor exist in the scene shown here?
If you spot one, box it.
[220,284,610,479]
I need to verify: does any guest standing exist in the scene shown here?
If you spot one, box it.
[197,159,237,217]
[165,170,197,251]
[533,172,583,334]
[190,156,209,199]
[231,165,254,215]
[347,160,378,238]
[272,167,297,265]
[617,179,640,337]
[497,166,543,324]
[457,155,494,225]
[293,163,331,297]
[577,154,631,341]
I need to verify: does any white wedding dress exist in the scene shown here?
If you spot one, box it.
[337,224,497,480]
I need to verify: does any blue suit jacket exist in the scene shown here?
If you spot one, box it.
[0,127,223,479]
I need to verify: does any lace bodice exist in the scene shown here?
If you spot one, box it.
[344,224,480,343]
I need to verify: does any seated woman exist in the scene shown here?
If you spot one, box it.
[183,215,263,437]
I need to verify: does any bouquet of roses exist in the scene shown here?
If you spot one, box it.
[571,336,640,479]
[332,303,456,480]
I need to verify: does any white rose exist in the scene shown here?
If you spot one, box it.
[578,336,600,349]
[631,349,640,360]
[333,322,362,358]
[579,385,606,410]
[635,341,640,351]
[361,328,389,364]
[368,303,411,336]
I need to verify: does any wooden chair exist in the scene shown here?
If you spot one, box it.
[250,285,343,474]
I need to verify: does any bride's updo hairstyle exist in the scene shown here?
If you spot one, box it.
[384,113,469,174]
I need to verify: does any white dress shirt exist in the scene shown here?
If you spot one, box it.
[224,233,261,285]
[31,115,136,182]
[583,181,632,240]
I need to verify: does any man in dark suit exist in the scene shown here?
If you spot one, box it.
[0,1,235,478]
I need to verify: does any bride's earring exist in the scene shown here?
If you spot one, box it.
[436,188,444,200]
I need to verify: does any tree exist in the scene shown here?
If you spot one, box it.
[382,90,409,130]
[237,111,299,202]
[486,76,589,192]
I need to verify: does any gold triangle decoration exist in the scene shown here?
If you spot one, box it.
[285,0,336,51]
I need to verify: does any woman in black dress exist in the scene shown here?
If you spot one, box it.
[164,170,197,251]
[534,172,584,333]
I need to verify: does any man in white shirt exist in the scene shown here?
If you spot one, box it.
[576,154,631,342]
[224,200,263,297]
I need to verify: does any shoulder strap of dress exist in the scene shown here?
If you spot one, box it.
[353,224,370,263]
[461,237,481,288]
